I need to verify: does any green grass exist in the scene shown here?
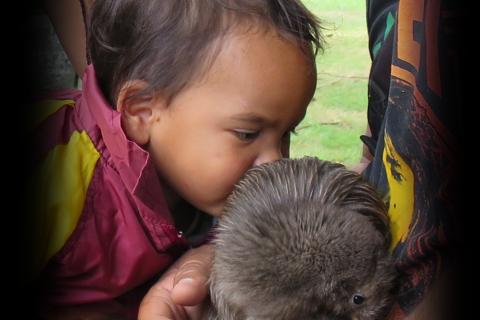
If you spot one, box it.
[290,0,371,166]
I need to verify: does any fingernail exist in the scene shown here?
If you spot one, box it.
[175,278,194,287]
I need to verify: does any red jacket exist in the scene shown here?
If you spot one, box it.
[32,65,189,306]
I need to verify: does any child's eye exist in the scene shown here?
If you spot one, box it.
[233,130,260,141]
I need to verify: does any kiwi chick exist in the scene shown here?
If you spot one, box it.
[209,157,397,320]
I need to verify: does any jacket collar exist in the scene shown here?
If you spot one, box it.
[81,65,173,224]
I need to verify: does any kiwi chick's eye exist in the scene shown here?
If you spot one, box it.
[352,294,365,305]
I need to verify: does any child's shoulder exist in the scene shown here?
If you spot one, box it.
[37,88,83,102]
[30,88,83,131]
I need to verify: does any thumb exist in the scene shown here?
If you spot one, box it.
[171,244,213,306]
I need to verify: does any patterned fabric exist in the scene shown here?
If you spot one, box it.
[363,0,463,318]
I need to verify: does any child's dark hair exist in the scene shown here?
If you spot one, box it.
[88,0,324,107]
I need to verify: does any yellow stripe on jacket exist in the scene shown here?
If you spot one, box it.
[27,130,100,279]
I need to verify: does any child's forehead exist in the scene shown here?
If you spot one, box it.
[222,27,311,61]
[199,28,316,86]
[186,24,316,94]
[165,27,315,124]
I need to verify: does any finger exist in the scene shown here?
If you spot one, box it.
[171,244,213,306]
[138,279,187,320]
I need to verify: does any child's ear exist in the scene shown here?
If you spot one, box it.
[116,80,166,146]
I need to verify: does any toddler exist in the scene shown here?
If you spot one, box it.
[29,0,323,315]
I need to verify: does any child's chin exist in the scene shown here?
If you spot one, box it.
[208,207,224,217]
[200,202,224,217]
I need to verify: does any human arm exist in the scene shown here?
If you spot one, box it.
[389,266,454,320]
[138,244,213,320]
[349,125,373,174]
[43,0,94,77]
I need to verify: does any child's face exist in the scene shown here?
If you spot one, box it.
[148,29,316,216]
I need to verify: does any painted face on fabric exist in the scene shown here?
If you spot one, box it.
[147,29,316,216]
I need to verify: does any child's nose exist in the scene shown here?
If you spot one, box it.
[254,147,283,166]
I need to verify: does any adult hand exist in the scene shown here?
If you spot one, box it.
[349,126,373,174]
[138,244,213,320]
